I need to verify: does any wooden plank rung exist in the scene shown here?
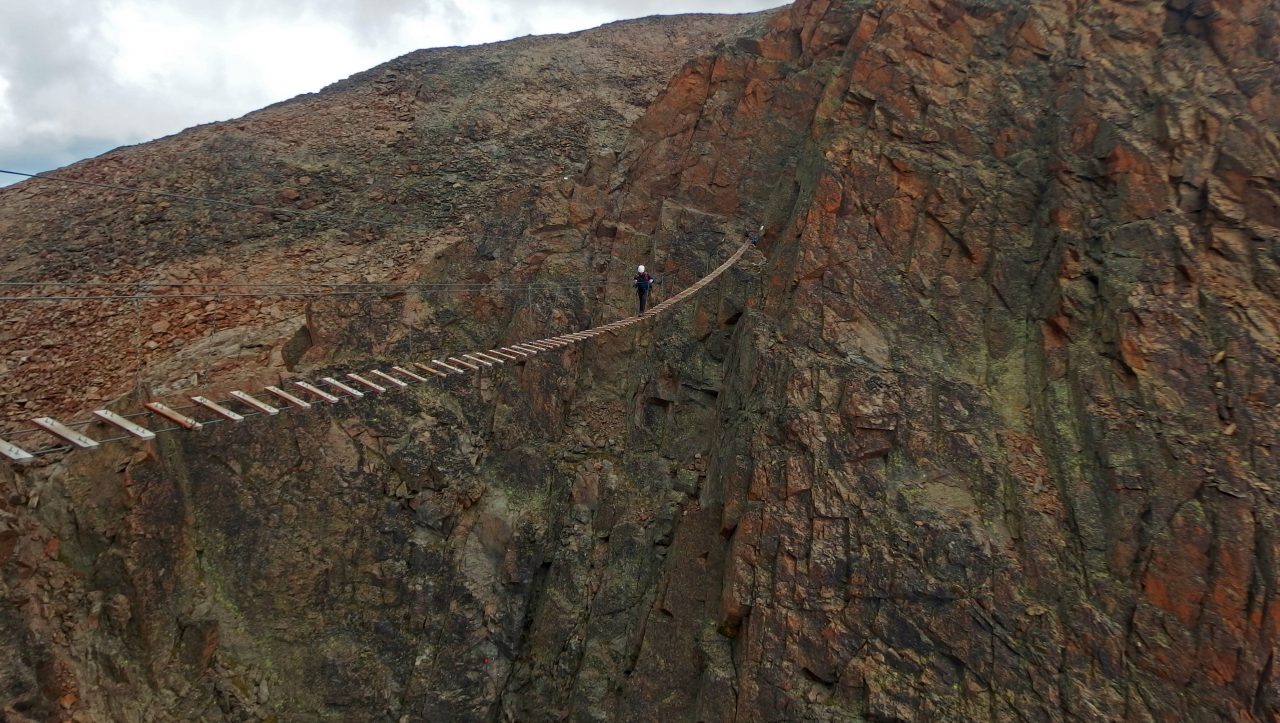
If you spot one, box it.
[93,409,157,439]
[294,381,340,403]
[229,391,279,416]
[431,359,467,374]
[322,377,364,398]
[369,370,409,388]
[0,438,35,462]
[414,360,450,378]
[191,396,245,422]
[347,373,386,393]
[144,403,202,430]
[34,417,100,448]
[266,385,312,409]
[392,365,432,382]
[448,356,481,371]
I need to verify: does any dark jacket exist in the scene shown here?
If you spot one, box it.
[634,272,654,291]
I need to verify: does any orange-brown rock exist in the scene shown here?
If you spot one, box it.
[1,1,1278,721]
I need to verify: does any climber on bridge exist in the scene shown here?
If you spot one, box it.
[634,265,656,314]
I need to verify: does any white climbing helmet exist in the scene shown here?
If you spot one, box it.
[637,265,645,273]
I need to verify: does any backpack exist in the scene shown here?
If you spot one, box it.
[635,272,652,290]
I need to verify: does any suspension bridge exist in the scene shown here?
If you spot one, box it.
[0,239,751,464]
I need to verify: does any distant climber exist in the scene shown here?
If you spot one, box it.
[634,265,655,314]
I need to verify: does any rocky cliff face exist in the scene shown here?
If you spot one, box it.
[2,1,1278,721]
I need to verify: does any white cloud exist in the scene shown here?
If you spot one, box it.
[0,0,782,185]
[104,1,389,111]
[0,76,14,128]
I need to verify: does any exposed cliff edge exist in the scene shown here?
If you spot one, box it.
[2,1,1278,720]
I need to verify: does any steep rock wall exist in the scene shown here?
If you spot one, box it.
[615,0,1280,719]
[2,1,1279,721]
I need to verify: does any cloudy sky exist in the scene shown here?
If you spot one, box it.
[0,0,780,186]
